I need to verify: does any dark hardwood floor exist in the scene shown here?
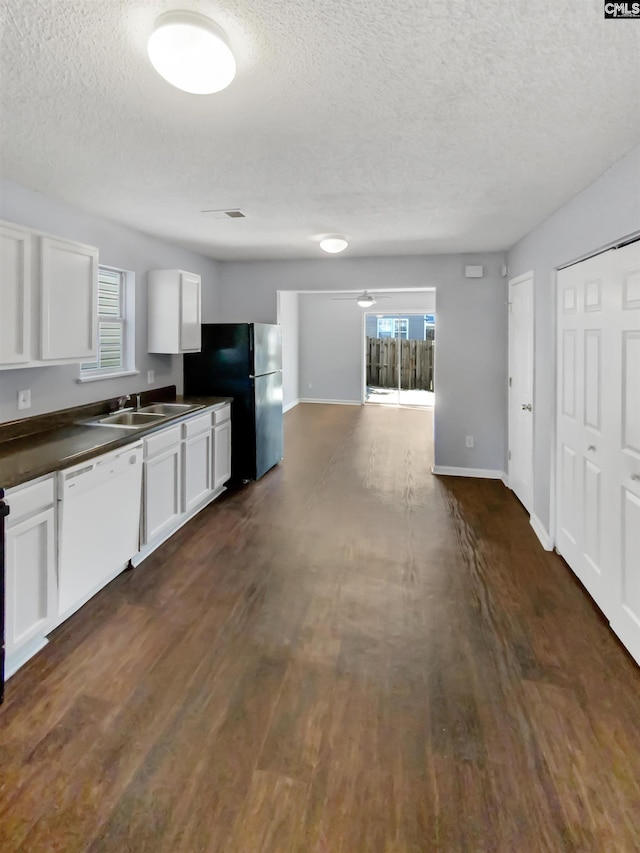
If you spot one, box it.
[1,403,639,852]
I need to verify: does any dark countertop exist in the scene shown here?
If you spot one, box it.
[0,395,232,491]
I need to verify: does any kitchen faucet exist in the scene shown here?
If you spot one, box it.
[116,394,131,410]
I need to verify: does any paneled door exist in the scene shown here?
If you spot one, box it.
[508,272,534,513]
[556,240,640,665]
[608,242,640,664]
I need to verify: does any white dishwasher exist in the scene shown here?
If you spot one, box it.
[57,442,143,622]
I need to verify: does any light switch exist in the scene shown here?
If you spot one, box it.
[147,370,155,384]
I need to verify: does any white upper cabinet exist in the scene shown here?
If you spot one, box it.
[148,269,202,354]
[0,219,99,369]
[0,222,31,364]
[41,235,98,360]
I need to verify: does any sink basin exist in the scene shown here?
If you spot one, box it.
[138,402,203,415]
[84,411,167,429]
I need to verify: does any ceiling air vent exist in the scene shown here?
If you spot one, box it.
[202,209,247,219]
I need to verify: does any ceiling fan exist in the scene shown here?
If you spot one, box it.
[330,291,391,308]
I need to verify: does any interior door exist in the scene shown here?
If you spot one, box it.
[556,239,640,666]
[607,240,640,664]
[508,273,534,512]
[557,251,610,611]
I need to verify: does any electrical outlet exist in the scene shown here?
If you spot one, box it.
[147,370,155,384]
[18,389,31,410]
[465,435,474,448]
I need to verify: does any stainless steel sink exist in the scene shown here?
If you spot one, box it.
[84,411,167,429]
[138,403,203,415]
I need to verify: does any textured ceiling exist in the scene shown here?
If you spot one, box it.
[1,0,639,260]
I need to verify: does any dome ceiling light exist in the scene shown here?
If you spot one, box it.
[356,292,376,308]
[148,11,236,94]
[319,235,349,254]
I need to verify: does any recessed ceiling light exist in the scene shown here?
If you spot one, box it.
[148,11,236,95]
[319,236,348,254]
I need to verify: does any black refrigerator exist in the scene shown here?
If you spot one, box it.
[184,323,284,483]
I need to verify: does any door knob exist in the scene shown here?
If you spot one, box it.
[632,473,640,482]
[587,445,596,452]
[521,403,532,411]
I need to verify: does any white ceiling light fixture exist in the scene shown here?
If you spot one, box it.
[148,11,236,95]
[319,235,349,254]
[356,292,376,308]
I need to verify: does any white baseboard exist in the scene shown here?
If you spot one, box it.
[283,399,300,413]
[431,466,507,480]
[530,513,554,551]
[4,636,49,681]
[298,398,362,406]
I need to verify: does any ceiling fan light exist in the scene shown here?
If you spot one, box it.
[357,293,376,307]
[148,11,236,94]
[319,236,348,254]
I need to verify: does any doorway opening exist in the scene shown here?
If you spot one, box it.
[364,312,435,408]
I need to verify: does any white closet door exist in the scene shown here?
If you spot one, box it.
[608,242,640,664]
[557,251,612,612]
[557,240,640,666]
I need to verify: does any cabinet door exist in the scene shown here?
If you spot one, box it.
[143,445,182,544]
[0,223,31,364]
[5,507,56,657]
[183,431,213,514]
[41,236,98,360]
[213,420,232,490]
[180,272,201,352]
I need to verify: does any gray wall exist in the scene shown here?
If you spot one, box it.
[507,144,640,532]
[298,291,436,404]
[0,181,221,422]
[277,291,300,410]
[218,256,507,472]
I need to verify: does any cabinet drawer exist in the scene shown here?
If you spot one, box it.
[6,476,55,523]
[144,425,181,459]
[213,405,230,425]
[182,411,212,438]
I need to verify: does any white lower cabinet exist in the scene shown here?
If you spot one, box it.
[182,410,214,516]
[142,441,183,546]
[4,476,57,677]
[136,404,231,562]
[214,419,232,491]
[2,404,233,683]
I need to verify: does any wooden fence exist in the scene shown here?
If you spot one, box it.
[366,337,434,391]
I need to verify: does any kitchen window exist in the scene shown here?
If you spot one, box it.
[79,266,137,381]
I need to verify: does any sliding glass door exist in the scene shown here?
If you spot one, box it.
[365,313,434,407]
